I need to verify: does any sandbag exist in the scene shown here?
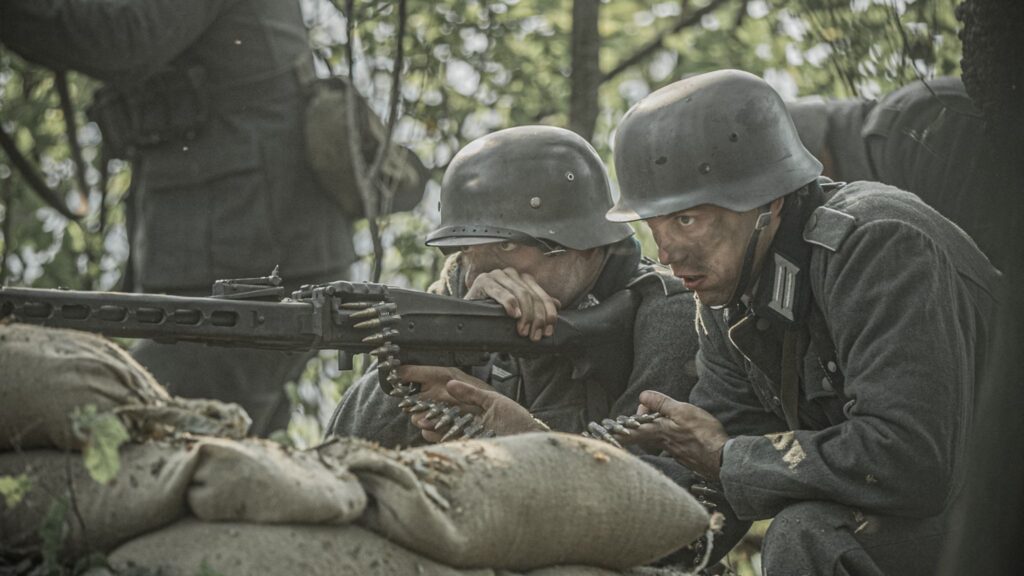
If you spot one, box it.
[188,437,365,524]
[108,520,697,576]
[0,323,170,451]
[528,568,693,576]
[0,323,252,452]
[320,433,710,571]
[108,519,516,576]
[0,441,199,556]
[0,434,369,557]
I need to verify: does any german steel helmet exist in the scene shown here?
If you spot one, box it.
[426,125,633,251]
[608,69,823,221]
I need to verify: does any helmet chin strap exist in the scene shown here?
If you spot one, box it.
[719,204,773,310]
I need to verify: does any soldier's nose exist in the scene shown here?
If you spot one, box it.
[658,246,671,265]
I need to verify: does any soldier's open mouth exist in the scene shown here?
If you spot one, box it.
[680,275,705,290]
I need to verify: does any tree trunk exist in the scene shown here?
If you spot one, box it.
[568,0,601,142]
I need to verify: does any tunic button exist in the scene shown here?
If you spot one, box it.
[771,396,781,406]
[821,377,833,392]
[826,360,838,373]
[756,318,771,331]
[807,213,818,229]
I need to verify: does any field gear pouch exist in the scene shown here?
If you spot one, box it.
[303,76,427,218]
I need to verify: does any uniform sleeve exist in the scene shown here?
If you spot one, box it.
[324,366,427,449]
[607,284,699,418]
[0,0,235,81]
[720,220,972,520]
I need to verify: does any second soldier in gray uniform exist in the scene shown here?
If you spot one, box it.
[327,125,700,446]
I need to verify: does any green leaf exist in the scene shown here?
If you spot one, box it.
[40,496,69,574]
[195,559,227,576]
[71,404,130,485]
[0,473,32,507]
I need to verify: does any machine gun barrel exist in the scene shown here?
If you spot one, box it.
[0,280,638,371]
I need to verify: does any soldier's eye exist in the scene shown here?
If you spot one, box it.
[498,241,517,252]
[676,214,695,226]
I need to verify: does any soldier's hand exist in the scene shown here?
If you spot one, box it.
[619,390,729,481]
[464,267,560,342]
[413,379,548,443]
[396,365,494,405]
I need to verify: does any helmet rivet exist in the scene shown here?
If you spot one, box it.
[699,162,712,175]
[565,171,575,181]
[530,196,542,208]
[729,133,739,142]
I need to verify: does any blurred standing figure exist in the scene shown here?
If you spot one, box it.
[0,0,358,435]
[787,77,1004,267]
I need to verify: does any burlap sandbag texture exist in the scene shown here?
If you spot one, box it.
[321,432,709,571]
[1,437,367,557]
[0,441,199,556]
[109,520,684,576]
[109,519,512,576]
[0,323,250,450]
[188,437,365,524]
[0,323,170,451]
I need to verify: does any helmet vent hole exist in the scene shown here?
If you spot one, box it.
[699,162,712,175]
[729,133,739,142]
[565,171,575,181]
[655,156,668,165]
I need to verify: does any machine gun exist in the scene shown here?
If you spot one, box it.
[0,269,640,438]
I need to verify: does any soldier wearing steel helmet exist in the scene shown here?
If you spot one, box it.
[606,70,1000,574]
[326,125,700,448]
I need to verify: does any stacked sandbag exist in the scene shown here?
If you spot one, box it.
[187,437,365,524]
[109,519,507,576]
[0,323,171,450]
[0,323,366,558]
[0,323,250,450]
[0,441,201,556]
[319,432,710,571]
[1,323,705,573]
[108,520,696,576]
[0,437,367,557]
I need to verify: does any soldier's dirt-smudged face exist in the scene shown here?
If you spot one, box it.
[460,242,601,306]
[646,203,775,306]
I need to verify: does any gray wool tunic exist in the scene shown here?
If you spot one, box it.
[693,182,1001,521]
[326,238,700,447]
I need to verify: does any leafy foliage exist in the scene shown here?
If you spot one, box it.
[0,472,32,507]
[39,496,69,575]
[70,404,130,485]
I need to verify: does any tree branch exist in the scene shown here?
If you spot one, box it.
[602,0,732,84]
[1,177,11,286]
[0,123,81,221]
[54,71,90,217]
[568,0,601,141]
[344,0,407,282]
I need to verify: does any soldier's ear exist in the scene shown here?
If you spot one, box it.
[770,196,786,218]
